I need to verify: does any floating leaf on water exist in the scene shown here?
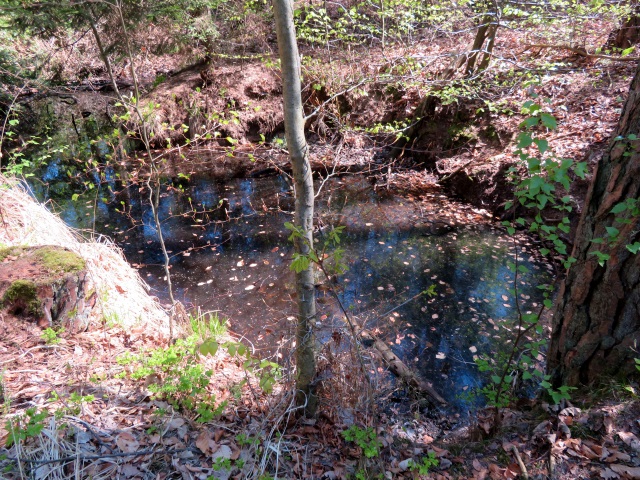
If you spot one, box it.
[435,352,446,360]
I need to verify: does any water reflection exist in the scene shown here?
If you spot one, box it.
[33,173,551,409]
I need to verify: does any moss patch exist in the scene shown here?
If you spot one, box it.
[34,247,85,274]
[1,279,41,316]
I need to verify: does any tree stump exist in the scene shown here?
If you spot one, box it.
[0,246,95,329]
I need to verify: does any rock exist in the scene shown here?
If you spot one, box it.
[0,246,94,329]
[398,459,413,471]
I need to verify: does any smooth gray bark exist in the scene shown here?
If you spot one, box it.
[273,0,318,416]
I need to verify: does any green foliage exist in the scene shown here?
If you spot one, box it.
[285,222,348,276]
[294,0,438,47]
[212,457,232,471]
[190,311,227,341]
[40,327,65,345]
[199,337,281,394]
[474,97,584,411]
[407,451,439,474]
[49,391,95,417]
[506,97,587,265]
[117,332,225,422]
[341,425,382,458]
[5,407,47,447]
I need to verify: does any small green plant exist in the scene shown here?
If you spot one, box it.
[5,408,48,447]
[117,334,225,422]
[341,425,382,458]
[189,311,226,341]
[40,326,64,344]
[212,457,232,471]
[67,392,95,415]
[236,433,259,447]
[198,339,281,394]
[408,451,439,475]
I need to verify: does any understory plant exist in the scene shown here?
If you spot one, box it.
[119,308,281,417]
[474,94,586,417]
[117,313,230,422]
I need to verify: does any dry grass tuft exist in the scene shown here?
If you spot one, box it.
[0,175,170,334]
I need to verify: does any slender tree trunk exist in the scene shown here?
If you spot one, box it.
[88,13,120,96]
[273,0,318,416]
[548,62,640,386]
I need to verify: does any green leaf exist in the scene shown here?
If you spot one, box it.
[622,46,635,56]
[611,202,628,214]
[534,138,549,154]
[520,117,539,129]
[627,242,640,254]
[491,375,502,384]
[540,113,557,129]
[605,226,620,238]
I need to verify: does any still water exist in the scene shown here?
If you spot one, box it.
[34,169,552,409]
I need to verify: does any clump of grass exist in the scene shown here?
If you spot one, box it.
[189,309,227,341]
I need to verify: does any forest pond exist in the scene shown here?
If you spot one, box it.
[33,168,553,411]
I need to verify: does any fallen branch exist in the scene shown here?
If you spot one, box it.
[510,444,529,480]
[522,44,640,62]
[359,329,448,405]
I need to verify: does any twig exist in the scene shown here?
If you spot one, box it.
[510,444,529,480]
[303,78,368,123]
[522,44,640,62]
[11,447,197,466]
[0,345,66,365]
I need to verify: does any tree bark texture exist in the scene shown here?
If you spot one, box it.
[548,62,640,386]
[273,0,318,416]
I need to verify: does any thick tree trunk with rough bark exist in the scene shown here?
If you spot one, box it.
[273,0,318,416]
[548,62,640,386]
